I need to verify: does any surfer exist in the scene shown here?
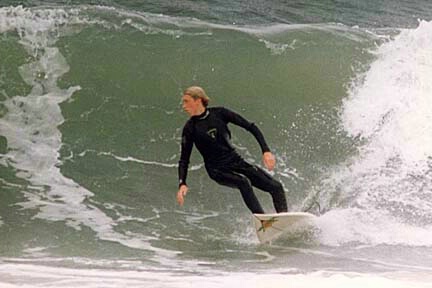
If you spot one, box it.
[176,86,288,214]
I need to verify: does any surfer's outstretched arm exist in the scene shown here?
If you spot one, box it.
[221,108,276,171]
[177,120,194,206]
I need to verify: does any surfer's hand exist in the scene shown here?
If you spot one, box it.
[263,151,276,171]
[177,185,188,206]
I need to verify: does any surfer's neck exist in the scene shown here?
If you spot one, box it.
[191,106,206,117]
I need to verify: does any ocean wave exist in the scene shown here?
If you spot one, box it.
[312,20,432,246]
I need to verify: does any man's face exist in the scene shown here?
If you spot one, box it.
[182,94,201,116]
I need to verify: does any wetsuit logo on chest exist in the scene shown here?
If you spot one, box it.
[207,128,217,139]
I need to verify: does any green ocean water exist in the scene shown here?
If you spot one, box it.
[1,2,432,287]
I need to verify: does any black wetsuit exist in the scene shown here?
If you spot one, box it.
[178,107,288,214]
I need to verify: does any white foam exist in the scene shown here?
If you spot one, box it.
[316,208,432,246]
[0,260,431,288]
[76,149,204,171]
[258,39,297,55]
[315,20,432,246]
[97,151,179,168]
[342,20,432,168]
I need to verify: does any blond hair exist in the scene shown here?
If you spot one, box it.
[183,86,210,107]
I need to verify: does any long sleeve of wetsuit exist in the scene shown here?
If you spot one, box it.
[221,108,270,153]
[178,121,194,187]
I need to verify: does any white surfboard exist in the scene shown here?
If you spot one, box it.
[253,212,317,243]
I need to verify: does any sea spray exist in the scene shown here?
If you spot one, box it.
[316,20,432,246]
